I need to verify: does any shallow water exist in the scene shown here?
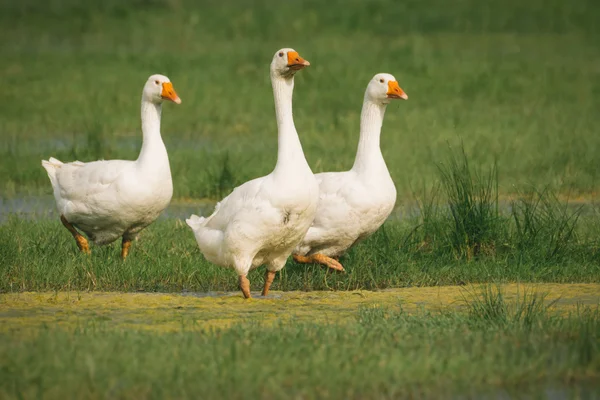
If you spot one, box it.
[1,194,593,224]
[0,195,216,223]
[2,283,598,333]
[0,195,415,223]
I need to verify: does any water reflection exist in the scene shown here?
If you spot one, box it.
[0,195,594,224]
[0,195,216,223]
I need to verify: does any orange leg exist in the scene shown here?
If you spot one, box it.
[293,254,312,264]
[121,237,132,260]
[60,215,90,254]
[262,270,276,297]
[239,275,251,299]
[293,253,345,272]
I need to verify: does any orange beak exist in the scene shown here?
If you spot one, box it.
[386,81,408,100]
[161,82,182,104]
[287,51,310,70]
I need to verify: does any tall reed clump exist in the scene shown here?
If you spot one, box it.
[510,189,583,263]
[404,144,507,260]
[437,146,503,259]
[403,143,590,265]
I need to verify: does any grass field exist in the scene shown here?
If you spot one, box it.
[1,286,600,399]
[3,204,600,293]
[3,148,600,293]
[2,0,600,398]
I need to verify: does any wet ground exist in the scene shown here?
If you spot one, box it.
[2,283,598,333]
[0,195,216,222]
[1,194,594,224]
[0,195,422,223]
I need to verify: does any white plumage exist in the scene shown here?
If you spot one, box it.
[293,73,408,271]
[42,74,181,258]
[186,48,318,298]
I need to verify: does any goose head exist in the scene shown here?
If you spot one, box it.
[143,74,182,105]
[366,73,408,105]
[271,48,310,79]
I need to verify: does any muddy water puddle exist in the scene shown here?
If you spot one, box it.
[1,284,598,333]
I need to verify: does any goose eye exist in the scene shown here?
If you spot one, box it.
[155,80,160,85]
[278,52,284,57]
[379,79,384,83]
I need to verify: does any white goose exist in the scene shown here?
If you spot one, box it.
[42,74,181,259]
[186,48,317,298]
[293,73,408,271]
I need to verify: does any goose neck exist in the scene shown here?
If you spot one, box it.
[351,99,388,174]
[137,100,169,169]
[271,74,309,174]
[272,74,296,131]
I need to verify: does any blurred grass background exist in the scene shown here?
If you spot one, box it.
[1,0,599,200]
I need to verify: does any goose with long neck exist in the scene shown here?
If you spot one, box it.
[42,74,181,259]
[293,73,408,271]
[352,91,390,173]
[186,48,318,299]
[271,59,311,177]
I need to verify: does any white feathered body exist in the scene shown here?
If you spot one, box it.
[187,52,319,277]
[41,75,179,249]
[295,168,396,257]
[187,170,318,275]
[42,156,173,245]
[294,75,404,259]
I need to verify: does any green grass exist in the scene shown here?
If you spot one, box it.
[403,145,595,264]
[2,217,598,293]
[2,2,599,397]
[3,192,600,294]
[2,143,599,292]
[1,289,599,399]
[1,0,600,200]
